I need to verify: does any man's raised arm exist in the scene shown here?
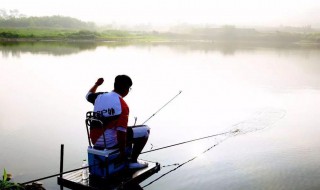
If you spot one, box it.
[86,78,104,104]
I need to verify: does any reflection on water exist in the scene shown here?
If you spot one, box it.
[1,42,320,190]
[0,41,100,57]
[1,41,319,57]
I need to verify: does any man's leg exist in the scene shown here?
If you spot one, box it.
[131,136,148,162]
[128,125,150,169]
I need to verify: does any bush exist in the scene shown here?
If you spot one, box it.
[67,30,99,40]
[0,32,19,38]
[0,169,24,190]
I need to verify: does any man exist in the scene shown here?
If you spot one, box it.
[86,75,149,169]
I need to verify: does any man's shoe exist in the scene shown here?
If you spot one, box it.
[129,161,148,169]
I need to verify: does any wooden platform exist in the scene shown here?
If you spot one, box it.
[57,160,160,190]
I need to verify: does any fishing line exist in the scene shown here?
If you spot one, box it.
[21,164,93,185]
[22,91,183,185]
[141,130,233,154]
[20,131,232,185]
[142,138,229,188]
[21,109,285,186]
[161,163,180,168]
[141,108,286,188]
[141,107,286,154]
[142,90,182,125]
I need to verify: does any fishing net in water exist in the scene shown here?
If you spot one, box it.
[196,108,287,144]
[226,108,287,136]
[143,108,287,154]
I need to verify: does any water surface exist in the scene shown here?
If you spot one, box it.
[1,42,320,189]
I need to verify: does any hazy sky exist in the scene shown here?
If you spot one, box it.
[2,0,320,27]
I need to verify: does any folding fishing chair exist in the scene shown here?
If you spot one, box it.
[85,111,131,178]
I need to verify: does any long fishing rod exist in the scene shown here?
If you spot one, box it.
[141,130,235,154]
[21,91,182,185]
[115,130,236,189]
[21,164,92,185]
[20,129,236,185]
[142,110,286,188]
[142,139,228,188]
[142,90,182,125]
[23,109,281,186]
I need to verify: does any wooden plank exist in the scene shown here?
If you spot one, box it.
[58,160,160,190]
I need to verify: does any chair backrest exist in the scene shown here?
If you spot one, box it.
[85,111,107,148]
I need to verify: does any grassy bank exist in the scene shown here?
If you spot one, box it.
[0,27,320,46]
[0,28,165,42]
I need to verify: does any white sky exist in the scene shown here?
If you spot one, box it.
[1,0,320,27]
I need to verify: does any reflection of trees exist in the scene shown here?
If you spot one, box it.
[0,42,100,57]
[0,41,144,57]
[1,41,319,58]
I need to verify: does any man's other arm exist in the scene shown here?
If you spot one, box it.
[86,78,104,104]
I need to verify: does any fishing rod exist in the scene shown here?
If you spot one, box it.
[23,109,281,186]
[142,139,226,188]
[141,129,238,154]
[22,91,182,184]
[21,165,91,185]
[20,129,236,185]
[142,110,286,188]
[141,90,182,125]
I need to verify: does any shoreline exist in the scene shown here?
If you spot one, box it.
[1,38,319,48]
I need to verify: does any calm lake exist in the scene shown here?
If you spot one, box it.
[1,42,320,190]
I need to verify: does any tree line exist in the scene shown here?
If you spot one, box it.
[0,9,319,44]
[0,9,95,30]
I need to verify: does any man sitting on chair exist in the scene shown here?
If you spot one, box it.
[86,75,149,169]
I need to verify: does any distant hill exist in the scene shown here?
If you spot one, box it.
[0,15,96,30]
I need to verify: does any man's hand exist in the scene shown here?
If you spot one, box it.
[95,78,104,86]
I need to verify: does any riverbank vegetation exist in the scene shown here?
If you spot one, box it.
[0,28,163,41]
[1,169,23,190]
[1,27,319,46]
[0,11,320,46]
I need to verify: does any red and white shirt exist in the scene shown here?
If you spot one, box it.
[86,91,129,147]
